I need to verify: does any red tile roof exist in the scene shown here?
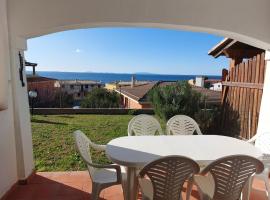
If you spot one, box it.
[116,82,157,102]
[192,86,221,104]
[116,81,221,105]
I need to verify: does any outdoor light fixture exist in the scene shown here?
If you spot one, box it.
[28,90,37,115]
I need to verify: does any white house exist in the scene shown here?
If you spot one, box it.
[0,0,270,198]
[210,82,222,91]
[195,76,205,87]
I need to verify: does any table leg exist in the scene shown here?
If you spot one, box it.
[242,176,253,200]
[126,167,138,200]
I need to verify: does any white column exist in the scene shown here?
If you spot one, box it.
[10,36,34,181]
[257,50,270,135]
[0,0,18,197]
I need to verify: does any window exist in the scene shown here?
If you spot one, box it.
[77,93,80,97]
[70,85,74,89]
[85,85,88,89]
[62,85,65,88]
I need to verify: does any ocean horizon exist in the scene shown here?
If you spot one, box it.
[27,71,221,84]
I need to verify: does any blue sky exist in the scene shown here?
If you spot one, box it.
[25,27,228,75]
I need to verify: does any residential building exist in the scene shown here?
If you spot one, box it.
[193,76,221,90]
[115,81,157,109]
[115,81,221,109]
[27,75,58,104]
[195,76,205,87]
[209,82,222,91]
[105,79,150,91]
[54,80,104,100]
[105,81,137,91]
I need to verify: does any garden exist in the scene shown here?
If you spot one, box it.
[32,82,226,171]
[32,114,166,171]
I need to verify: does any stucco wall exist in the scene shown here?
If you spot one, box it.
[0,0,18,197]
[7,0,270,49]
[127,99,143,109]
[0,0,8,110]
[0,85,17,198]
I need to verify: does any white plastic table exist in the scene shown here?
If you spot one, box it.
[106,135,262,200]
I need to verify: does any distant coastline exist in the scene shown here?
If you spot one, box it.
[26,71,221,84]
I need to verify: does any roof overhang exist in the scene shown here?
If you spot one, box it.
[209,38,265,59]
[208,38,236,58]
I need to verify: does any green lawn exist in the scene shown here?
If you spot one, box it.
[31,114,165,171]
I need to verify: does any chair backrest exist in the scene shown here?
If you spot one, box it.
[128,114,163,136]
[73,130,95,177]
[201,155,264,200]
[139,156,200,200]
[255,132,270,154]
[166,115,202,135]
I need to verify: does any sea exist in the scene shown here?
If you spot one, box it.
[29,71,221,84]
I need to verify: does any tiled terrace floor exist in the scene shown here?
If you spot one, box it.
[3,171,269,200]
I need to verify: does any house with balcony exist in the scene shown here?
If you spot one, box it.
[54,80,104,100]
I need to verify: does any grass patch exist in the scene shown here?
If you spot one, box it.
[31,114,165,171]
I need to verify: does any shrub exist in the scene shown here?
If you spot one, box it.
[148,81,202,121]
[32,91,74,108]
[127,109,136,115]
[81,88,120,108]
[53,91,74,108]
[194,107,221,134]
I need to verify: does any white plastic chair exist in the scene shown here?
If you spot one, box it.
[128,114,163,136]
[73,130,124,200]
[189,155,263,200]
[249,132,270,200]
[139,156,200,200]
[166,115,202,135]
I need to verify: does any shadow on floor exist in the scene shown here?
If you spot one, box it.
[2,171,267,200]
[3,173,105,200]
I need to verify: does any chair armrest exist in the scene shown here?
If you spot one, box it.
[91,143,106,151]
[102,165,122,183]
[99,164,122,184]
[85,161,122,183]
